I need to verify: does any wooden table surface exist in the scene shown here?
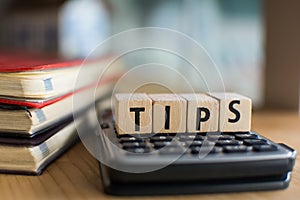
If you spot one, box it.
[0,111,299,200]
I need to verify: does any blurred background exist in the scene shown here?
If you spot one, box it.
[0,0,298,110]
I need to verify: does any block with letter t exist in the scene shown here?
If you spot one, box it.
[114,93,152,135]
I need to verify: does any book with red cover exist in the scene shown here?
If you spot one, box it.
[0,52,120,100]
[0,73,121,108]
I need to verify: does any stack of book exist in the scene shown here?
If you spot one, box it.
[0,53,121,175]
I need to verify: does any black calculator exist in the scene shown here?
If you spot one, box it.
[96,110,296,196]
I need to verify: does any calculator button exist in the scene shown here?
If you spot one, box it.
[119,137,144,143]
[153,141,173,148]
[216,140,241,146]
[178,134,195,140]
[153,133,170,136]
[207,135,235,140]
[223,145,249,153]
[253,144,278,152]
[243,139,267,146]
[178,135,205,141]
[189,140,203,147]
[150,136,173,142]
[235,134,258,140]
[122,142,146,149]
[194,135,206,140]
[190,146,222,154]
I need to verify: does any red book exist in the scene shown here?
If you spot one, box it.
[0,73,121,108]
[0,52,122,107]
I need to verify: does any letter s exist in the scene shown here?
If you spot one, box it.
[228,100,240,123]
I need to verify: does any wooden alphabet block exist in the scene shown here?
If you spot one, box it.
[208,93,252,132]
[181,94,219,132]
[148,94,187,133]
[114,93,152,134]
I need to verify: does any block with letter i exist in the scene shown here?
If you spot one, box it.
[148,94,187,133]
[208,93,252,132]
[181,94,219,133]
[114,93,152,135]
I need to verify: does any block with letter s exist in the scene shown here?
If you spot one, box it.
[208,92,252,132]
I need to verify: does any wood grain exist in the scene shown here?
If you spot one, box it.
[0,111,299,200]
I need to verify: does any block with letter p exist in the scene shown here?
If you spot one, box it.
[114,93,152,134]
[209,93,252,132]
[181,94,219,132]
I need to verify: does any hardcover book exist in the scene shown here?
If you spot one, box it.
[0,52,120,99]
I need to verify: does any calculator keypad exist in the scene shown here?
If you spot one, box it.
[112,126,278,155]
